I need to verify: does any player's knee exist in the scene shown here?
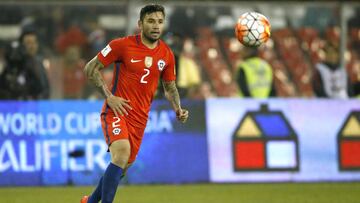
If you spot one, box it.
[112,148,130,167]
[110,140,131,168]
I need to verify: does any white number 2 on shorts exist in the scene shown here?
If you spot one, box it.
[112,117,121,128]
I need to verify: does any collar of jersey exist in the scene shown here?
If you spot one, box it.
[136,34,160,50]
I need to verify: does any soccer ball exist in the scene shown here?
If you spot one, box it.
[235,12,271,47]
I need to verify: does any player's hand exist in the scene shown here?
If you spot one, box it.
[176,108,189,123]
[106,95,132,117]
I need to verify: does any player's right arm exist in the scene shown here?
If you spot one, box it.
[84,56,132,117]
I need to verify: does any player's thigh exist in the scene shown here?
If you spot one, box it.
[109,139,131,160]
[127,125,146,164]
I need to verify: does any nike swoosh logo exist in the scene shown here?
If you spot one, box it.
[131,59,142,63]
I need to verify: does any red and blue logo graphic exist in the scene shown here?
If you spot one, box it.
[232,104,299,171]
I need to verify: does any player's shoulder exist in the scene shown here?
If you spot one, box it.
[110,35,136,46]
[159,39,174,55]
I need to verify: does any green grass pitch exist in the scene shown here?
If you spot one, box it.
[0,182,359,203]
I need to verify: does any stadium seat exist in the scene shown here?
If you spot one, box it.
[297,27,324,64]
[195,27,239,97]
[272,28,314,97]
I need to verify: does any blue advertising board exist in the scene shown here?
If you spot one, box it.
[0,100,208,186]
[0,100,107,186]
[127,100,208,184]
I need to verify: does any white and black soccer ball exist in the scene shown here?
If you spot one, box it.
[235,12,271,47]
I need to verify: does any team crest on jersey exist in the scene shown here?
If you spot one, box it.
[113,128,121,135]
[157,59,166,71]
[145,56,153,68]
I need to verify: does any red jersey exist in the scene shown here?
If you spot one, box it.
[97,35,176,128]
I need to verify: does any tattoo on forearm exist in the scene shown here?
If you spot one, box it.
[163,81,181,110]
[84,58,112,98]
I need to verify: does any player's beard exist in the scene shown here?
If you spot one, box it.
[144,31,161,43]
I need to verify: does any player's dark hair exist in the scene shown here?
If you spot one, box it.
[140,4,165,21]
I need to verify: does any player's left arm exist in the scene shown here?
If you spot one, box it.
[162,80,189,123]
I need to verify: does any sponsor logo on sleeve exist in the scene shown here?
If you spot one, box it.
[101,45,112,57]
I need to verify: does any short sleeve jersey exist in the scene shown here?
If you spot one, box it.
[97,35,176,128]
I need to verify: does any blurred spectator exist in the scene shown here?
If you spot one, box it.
[236,46,276,98]
[87,21,107,56]
[160,32,204,98]
[176,39,202,98]
[0,30,50,99]
[351,43,360,98]
[348,8,360,98]
[55,25,87,99]
[169,7,195,38]
[348,8,360,29]
[313,43,353,98]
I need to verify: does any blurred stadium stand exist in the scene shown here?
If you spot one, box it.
[0,1,359,99]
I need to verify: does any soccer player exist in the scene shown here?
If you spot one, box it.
[80,4,189,203]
